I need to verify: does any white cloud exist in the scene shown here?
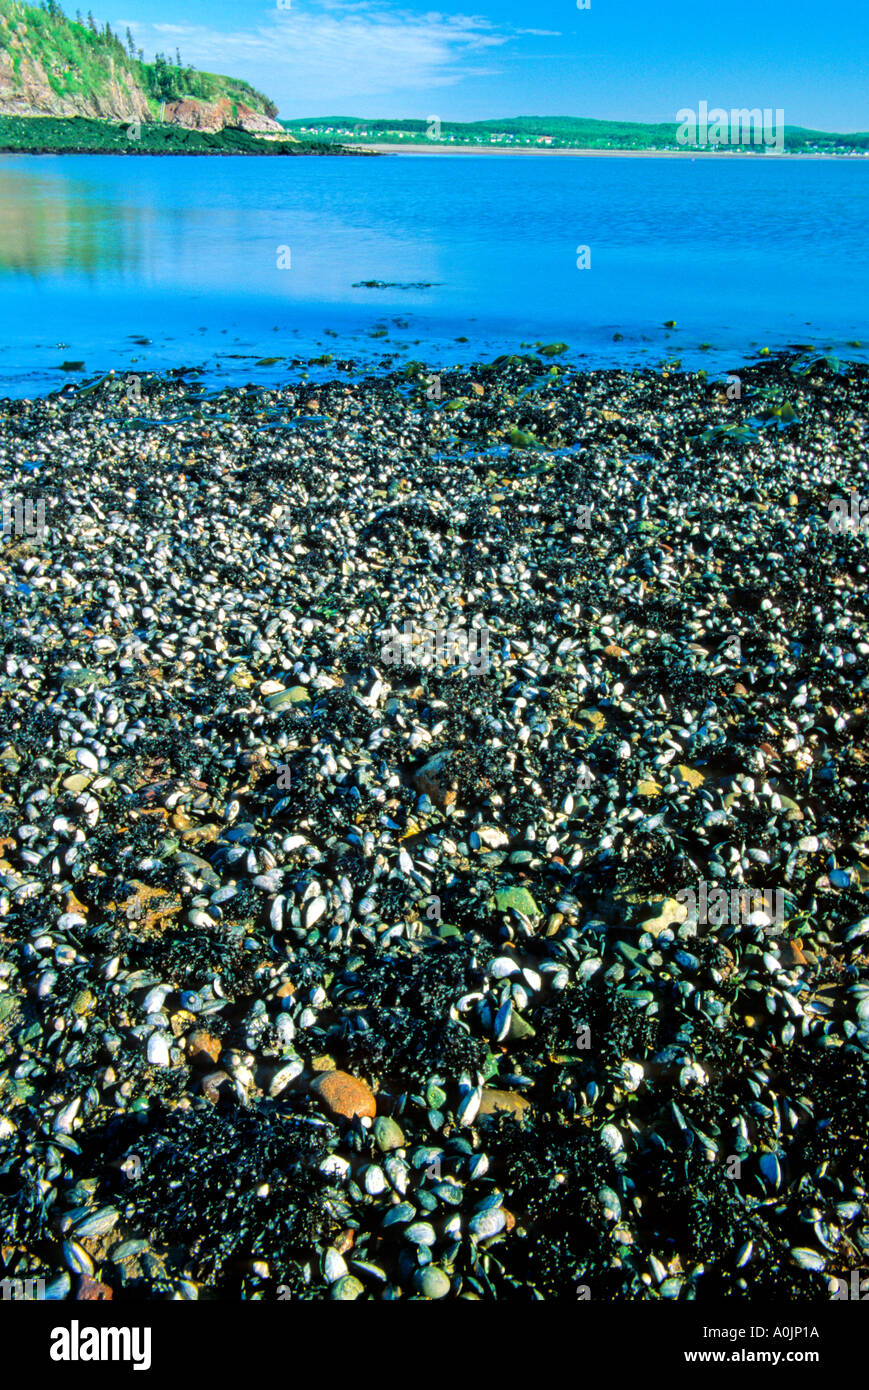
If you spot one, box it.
[123,4,513,110]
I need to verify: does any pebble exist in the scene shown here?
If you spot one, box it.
[76,1275,113,1300]
[414,1266,451,1299]
[312,1070,377,1120]
[477,1089,531,1118]
[372,1116,405,1151]
[186,1030,222,1067]
[329,1275,365,1300]
[146,1033,171,1068]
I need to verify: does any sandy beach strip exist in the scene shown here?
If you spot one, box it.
[348,142,862,159]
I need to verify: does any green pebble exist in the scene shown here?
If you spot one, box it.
[438,923,461,939]
[373,1116,405,1151]
[62,773,93,792]
[508,428,538,449]
[414,1266,451,1299]
[426,1083,447,1110]
[495,886,540,918]
[507,1012,536,1041]
[61,670,106,689]
[72,989,95,1016]
[330,1275,365,1300]
[265,686,310,710]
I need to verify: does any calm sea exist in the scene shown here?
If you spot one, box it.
[0,152,867,396]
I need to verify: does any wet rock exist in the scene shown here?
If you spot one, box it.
[186,1030,222,1068]
[412,751,457,809]
[329,1275,365,1300]
[414,1266,451,1298]
[201,1070,232,1104]
[477,1089,531,1118]
[312,1070,376,1120]
[117,881,182,931]
[373,1116,405,1151]
[76,1275,113,1301]
[637,897,689,936]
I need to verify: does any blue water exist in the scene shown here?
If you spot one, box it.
[0,152,867,396]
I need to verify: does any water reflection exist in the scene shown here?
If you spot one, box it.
[0,164,140,275]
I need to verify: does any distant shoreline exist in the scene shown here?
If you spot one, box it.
[351,141,865,159]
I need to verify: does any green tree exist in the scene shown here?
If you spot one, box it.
[147,52,182,101]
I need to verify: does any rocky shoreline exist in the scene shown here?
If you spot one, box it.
[0,114,365,155]
[0,351,867,1301]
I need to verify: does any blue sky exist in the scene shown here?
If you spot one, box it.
[103,0,868,128]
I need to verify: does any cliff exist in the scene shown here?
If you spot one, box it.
[0,0,286,134]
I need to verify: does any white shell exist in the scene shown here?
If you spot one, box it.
[147,1033,171,1067]
[600,1123,623,1153]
